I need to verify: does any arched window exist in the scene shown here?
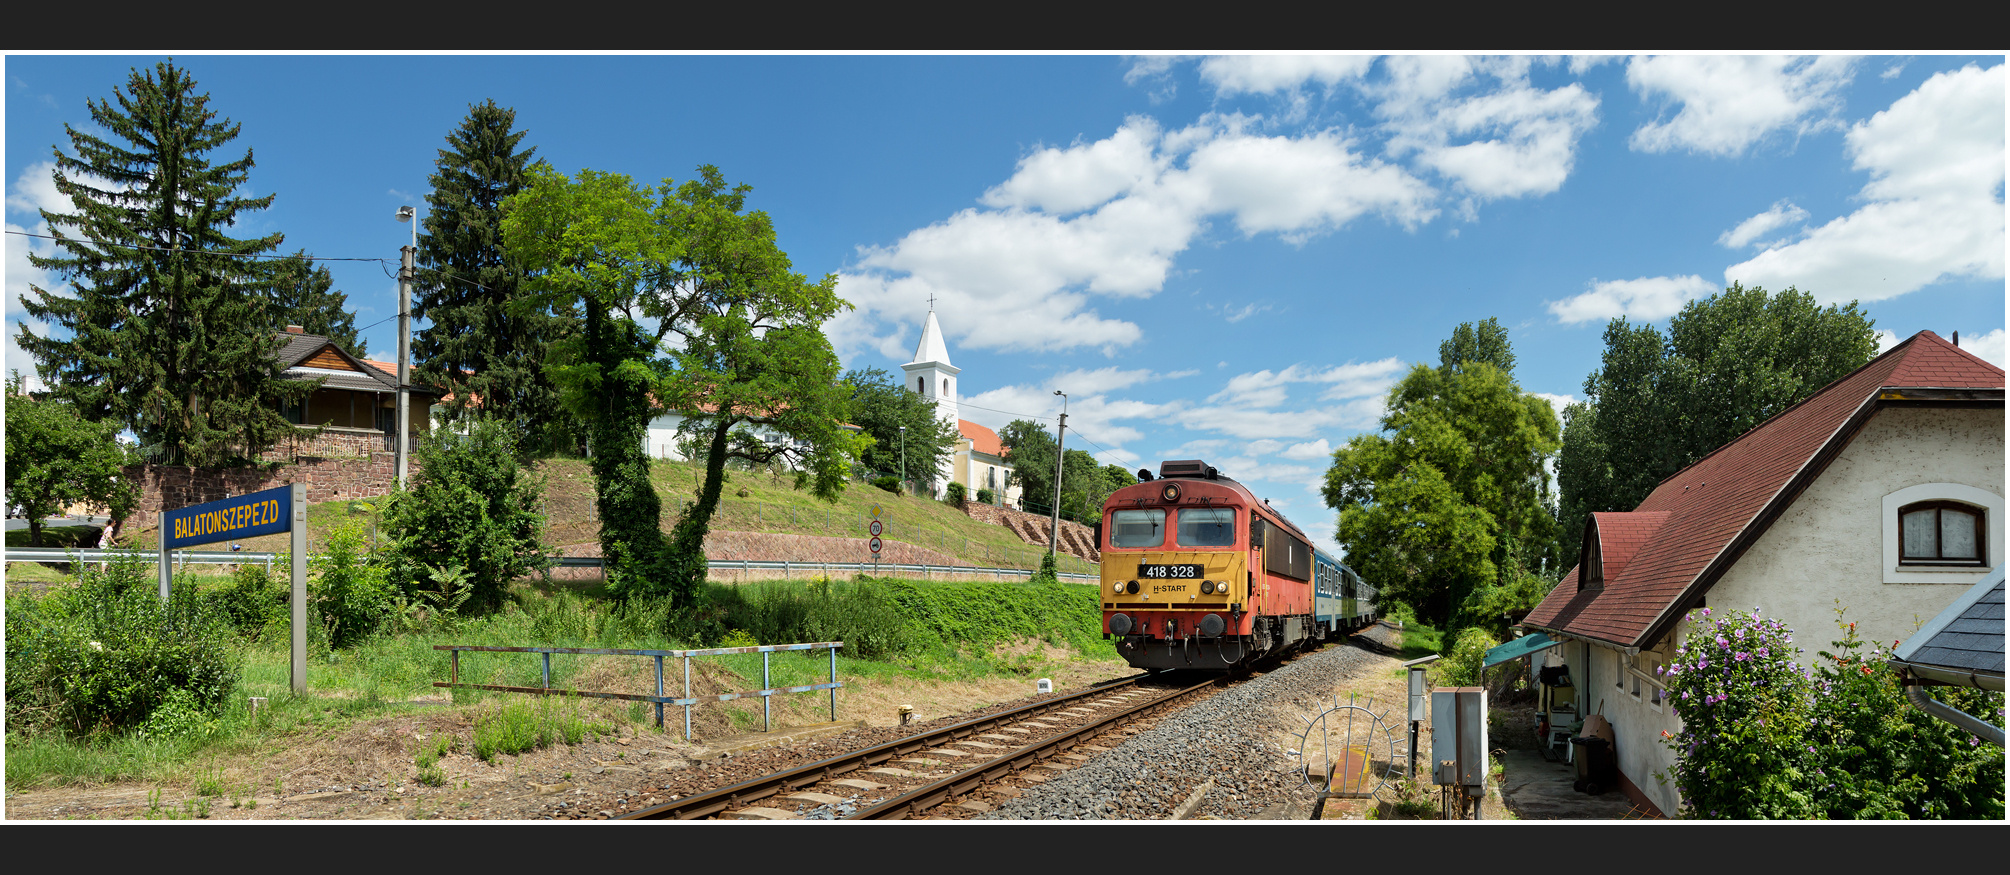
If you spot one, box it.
[917,377,926,394]
[942,378,950,395]
[1899,501,1986,566]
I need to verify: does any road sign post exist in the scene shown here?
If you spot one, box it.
[868,504,884,571]
[160,484,309,694]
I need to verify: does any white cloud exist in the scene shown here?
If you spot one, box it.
[6,161,67,218]
[1717,199,1810,248]
[1198,55,1375,96]
[1881,60,1908,81]
[1546,274,1717,324]
[1366,57,1600,203]
[1874,329,1901,354]
[836,117,1435,357]
[1047,366,1156,395]
[1627,55,1857,156]
[1725,64,2004,304]
[1280,438,1332,460]
[981,117,1168,215]
[1187,129,1438,239]
[1956,328,2004,368]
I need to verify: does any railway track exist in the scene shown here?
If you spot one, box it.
[622,640,1339,821]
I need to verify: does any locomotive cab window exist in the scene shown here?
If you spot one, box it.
[1110,509,1167,548]
[1176,507,1236,547]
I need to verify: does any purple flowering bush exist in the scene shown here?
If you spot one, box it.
[1658,605,2005,820]
[1656,607,1820,818]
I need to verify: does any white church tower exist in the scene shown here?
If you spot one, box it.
[902,304,960,497]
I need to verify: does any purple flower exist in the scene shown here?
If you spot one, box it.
[1757,647,1769,658]
[1735,651,1750,662]
[1716,636,1729,649]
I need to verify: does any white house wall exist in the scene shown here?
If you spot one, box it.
[1617,405,2001,817]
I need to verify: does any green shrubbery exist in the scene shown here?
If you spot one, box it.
[4,553,240,736]
[1658,606,2004,819]
[945,481,966,505]
[871,475,900,494]
[311,520,395,649]
[975,487,996,505]
[1438,627,1500,686]
[702,578,916,659]
[381,417,552,615]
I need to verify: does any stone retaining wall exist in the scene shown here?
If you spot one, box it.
[961,501,1100,563]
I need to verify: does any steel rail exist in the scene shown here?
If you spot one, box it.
[620,674,1146,820]
[847,676,1220,821]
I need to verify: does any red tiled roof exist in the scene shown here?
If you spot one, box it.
[960,419,1005,457]
[1524,330,2004,648]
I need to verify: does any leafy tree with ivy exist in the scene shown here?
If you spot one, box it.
[4,374,139,547]
[1322,321,1560,628]
[414,100,578,457]
[503,165,863,613]
[1557,284,1878,568]
[16,60,311,466]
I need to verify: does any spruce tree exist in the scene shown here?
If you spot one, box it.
[17,60,310,467]
[265,251,365,356]
[414,100,576,456]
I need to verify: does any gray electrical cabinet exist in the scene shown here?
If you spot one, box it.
[1430,687,1489,789]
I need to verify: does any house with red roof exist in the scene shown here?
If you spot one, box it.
[1519,330,2003,817]
[267,325,441,460]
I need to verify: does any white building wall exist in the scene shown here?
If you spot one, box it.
[1612,405,2000,817]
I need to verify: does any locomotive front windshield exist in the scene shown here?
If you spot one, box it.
[1175,507,1236,547]
[1110,509,1166,547]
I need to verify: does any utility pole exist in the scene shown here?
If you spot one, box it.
[394,206,417,490]
[899,425,908,497]
[1047,390,1067,563]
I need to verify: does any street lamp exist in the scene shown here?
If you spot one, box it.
[1047,390,1068,565]
[393,205,418,490]
[899,425,907,497]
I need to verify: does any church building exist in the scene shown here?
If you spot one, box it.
[903,307,1022,508]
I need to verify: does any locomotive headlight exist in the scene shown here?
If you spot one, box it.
[1161,483,1181,502]
[1201,580,1216,595]
[1126,580,1140,595]
[1111,581,1125,595]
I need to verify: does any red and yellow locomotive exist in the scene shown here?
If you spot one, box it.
[1097,459,1350,670]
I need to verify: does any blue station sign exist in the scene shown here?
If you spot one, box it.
[164,484,294,550]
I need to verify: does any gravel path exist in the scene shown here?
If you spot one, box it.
[982,639,1389,820]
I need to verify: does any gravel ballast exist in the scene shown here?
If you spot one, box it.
[981,640,1389,820]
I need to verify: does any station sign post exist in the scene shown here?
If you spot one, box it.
[161,483,308,693]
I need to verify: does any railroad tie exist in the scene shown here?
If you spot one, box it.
[785,792,848,806]
[725,807,799,820]
[832,778,889,791]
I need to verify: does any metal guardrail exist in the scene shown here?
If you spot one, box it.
[4,548,1097,582]
[433,641,843,740]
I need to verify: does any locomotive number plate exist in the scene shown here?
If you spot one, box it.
[1138,563,1202,579]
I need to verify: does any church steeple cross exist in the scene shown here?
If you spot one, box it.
[927,293,937,311]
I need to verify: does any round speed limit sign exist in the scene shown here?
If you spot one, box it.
[869,519,883,537]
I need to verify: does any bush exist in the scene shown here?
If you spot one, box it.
[381,416,553,615]
[313,519,395,649]
[698,578,917,659]
[1656,606,2004,819]
[1029,551,1059,585]
[945,482,967,505]
[976,487,996,505]
[871,475,900,494]
[3,552,240,736]
[208,563,288,641]
[1439,627,1499,686]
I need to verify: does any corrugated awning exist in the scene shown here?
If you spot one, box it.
[1483,633,1558,669]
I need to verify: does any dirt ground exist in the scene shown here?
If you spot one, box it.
[2,644,1132,821]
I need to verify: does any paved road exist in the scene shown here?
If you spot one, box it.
[5,515,109,532]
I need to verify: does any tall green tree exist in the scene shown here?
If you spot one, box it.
[4,375,139,548]
[1555,284,1879,568]
[843,366,956,488]
[998,419,1057,511]
[264,250,364,355]
[1439,315,1515,376]
[414,100,577,456]
[1323,322,1560,628]
[503,165,863,612]
[16,61,311,467]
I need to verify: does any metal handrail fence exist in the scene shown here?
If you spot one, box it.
[4,549,1097,582]
[432,641,843,741]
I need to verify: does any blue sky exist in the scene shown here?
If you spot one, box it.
[7,54,2004,549]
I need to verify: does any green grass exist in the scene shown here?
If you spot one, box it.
[5,524,101,550]
[5,570,1121,791]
